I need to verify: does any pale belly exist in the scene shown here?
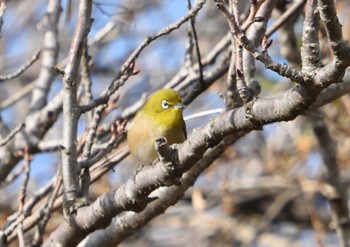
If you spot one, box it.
[128,116,186,164]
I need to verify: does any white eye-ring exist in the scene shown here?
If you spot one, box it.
[161,100,169,109]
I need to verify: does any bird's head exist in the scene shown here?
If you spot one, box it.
[142,89,185,127]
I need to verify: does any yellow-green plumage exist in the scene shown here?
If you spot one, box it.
[127,89,186,163]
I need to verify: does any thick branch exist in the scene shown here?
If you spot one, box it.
[318,0,350,62]
[301,0,321,71]
[45,56,349,245]
[61,0,92,205]
[79,135,239,247]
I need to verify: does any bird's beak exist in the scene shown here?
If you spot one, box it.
[175,103,185,109]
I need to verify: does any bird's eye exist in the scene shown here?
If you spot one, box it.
[161,100,169,109]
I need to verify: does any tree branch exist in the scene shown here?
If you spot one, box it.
[309,110,350,246]
[213,0,309,85]
[46,55,349,245]
[301,0,321,70]
[0,49,41,82]
[79,0,206,113]
[318,0,350,62]
[79,135,239,247]
[30,0,61,111]
[61,0,92,211]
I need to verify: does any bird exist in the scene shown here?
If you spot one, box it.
[127,89,187,164]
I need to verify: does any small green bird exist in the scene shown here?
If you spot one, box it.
[127,89,187,163]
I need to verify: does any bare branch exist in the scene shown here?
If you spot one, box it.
[16,147,32,247]
[79,104,107,200]
[301,0,321,71]
[0,49,40,82]
[79,135,239,246]
[0,122,25,146]
[213,0,308,85]
[232,0,252,103]
[225,45,241,108]
[309,110,350,246]
[265,0,306,38]
[274,0,303,68]
[61,0,92,212]
[79,44,93,121]
[0,82,35,110]
[81,104,108,160]
[0,163,25,187]
[30,0,61,111]
[318,0,350,62]
[45,62,349,245]
[187,0,204,89]
[79,120,126,170]
[243,0,276,94]
[241,0,266,32]
[30,170,62,246]
[313,70,350,108]
[79,0,206,113]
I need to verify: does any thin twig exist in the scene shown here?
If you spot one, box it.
[265,0,306,38]
[225,29,239,108]
[82,104,108,160]
[0,82,35,109]
[5,149,129,245]
[3,137,124,242]
[88,21,116,46]
[79,0,206,113]
[249,188,301,245]
[80,104,107,199]
[0,163,25,187]
[79,44,94,121]
[185,3,195,68]
[119,93,148,119]
[17,147,32,247]
[30,170,62,246]
[241,0,266,32]
[232,0,251,103]
[4,170,61,241]
[187,0,204,88]
[0,49,41,81]
[308,109,350,246]
[224,0,255,108]
[1,19,119,111]
[0,122,25,146]
[302,185,325,247]
[80,120,127,170]
[214,0,308,85]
